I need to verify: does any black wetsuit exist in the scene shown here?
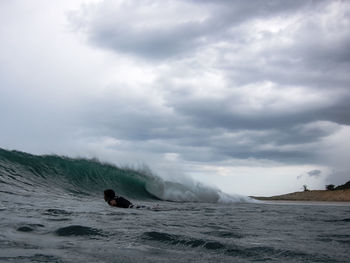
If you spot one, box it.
[108,196,133,208]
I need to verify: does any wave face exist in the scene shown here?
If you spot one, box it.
[0,148,251,203]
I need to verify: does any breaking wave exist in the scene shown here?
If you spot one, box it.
[0,148,251,203]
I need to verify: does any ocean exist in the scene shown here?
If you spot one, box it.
[0,148,349,263]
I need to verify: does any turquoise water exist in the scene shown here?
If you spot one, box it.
[0,148,349,262]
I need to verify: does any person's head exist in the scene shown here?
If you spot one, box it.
[104,189,115,202]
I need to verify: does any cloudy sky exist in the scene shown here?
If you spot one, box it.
[1,0,350,196]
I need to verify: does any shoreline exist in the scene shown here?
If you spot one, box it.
[251,189,350,202]
[255,200,350,206]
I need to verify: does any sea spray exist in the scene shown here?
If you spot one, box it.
[140,163,254,203]
[144,175,253,203]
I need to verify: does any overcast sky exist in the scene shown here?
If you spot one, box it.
[1,0,350,196]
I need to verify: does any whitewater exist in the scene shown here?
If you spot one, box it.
[0,148,349,262]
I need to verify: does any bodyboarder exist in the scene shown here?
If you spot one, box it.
[104,189,134,208]
[104,189,160,210]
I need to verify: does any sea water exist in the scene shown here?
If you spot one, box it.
[0,148,349,262]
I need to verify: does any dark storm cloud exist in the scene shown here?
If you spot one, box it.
[82,89,326,164]
[167,90,350,131]
[71,0,322,60]
[72,0,350,164]
[88,20,207,60]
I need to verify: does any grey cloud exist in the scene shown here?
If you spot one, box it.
[80,90,327,164]
[72,0,350,165]
[217,3,350,91]
[71,0,323,60]
[164,87,348,132]
[307,169,322,177]
[89,21,209,60]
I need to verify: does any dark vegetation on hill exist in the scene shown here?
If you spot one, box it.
[334,181,350,190]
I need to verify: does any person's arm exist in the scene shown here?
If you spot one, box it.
[108,199,117,206]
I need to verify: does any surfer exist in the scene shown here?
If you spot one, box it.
[104,189,158,210]
[104,189,134,208]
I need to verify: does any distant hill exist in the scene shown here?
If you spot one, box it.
[252,189,350,202]
[252,180,350,202]
[335,181,350,190]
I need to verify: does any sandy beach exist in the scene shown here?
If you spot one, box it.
[252,189,350,202]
